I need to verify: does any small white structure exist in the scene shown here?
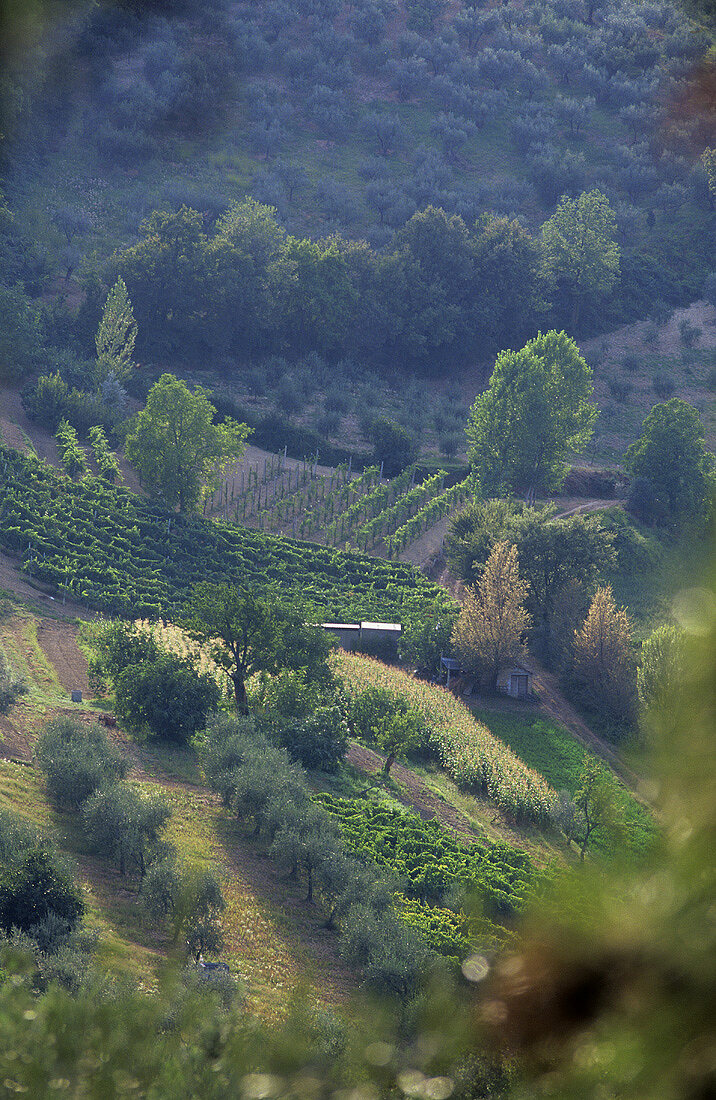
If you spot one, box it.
[321,623,362,650]
[320,620,402,654]
[496,666,532,699]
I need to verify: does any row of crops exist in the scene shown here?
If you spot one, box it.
[0,446,450,621]
[336,652,558,826]
[206,453,473,557]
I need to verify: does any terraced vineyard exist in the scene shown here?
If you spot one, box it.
[0,446,450,620]
[205,456,472,557]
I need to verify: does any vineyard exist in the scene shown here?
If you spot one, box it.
[204,453,473,558]
[335,653,558,825]
[0,445,450,621]
[315,795,537,918]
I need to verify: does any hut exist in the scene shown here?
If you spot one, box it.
[496,665,533,699]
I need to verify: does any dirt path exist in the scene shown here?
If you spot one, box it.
[529,659,642,792]
[399,514,453,570]
[35,619,91,695]
[0,549,91,619]
[347,742,483,845]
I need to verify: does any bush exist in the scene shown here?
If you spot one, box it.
[652,373,675,399]
[0,845,84,936]
[84,619,161,692]
[608,378,632,403]
[369,417,418,477]
[23,374,119,436]
[35,717,128,809]
[114,654,221,743]
[678,318,701,347]
[0,646,25,713]
[273,706,348,772]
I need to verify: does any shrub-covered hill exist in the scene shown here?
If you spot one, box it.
[0,445,449,620]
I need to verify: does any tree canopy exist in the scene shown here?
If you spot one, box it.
[125,373,249,512]
[95,276,137,384]
[466,331,597,498]
[184,583,331,714]
[541,189,620,329]
[624,399,714,528]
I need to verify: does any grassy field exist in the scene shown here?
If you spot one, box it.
[469,705,656,863]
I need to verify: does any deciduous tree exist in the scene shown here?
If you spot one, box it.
[541,189,620,328]
[125,374,249,512]
[452,541,531,689]
[573,586,633,719]
[466,330,597,498]
[623,399,714,529]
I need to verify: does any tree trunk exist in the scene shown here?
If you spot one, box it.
[232,671,249,715]
[383,751,396,776]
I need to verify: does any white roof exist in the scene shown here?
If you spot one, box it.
[321,622,361,631]
[360,621,402,632]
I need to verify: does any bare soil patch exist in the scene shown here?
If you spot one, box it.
[35,619,91,696]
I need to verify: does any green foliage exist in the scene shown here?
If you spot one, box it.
[114,653,221,744]
[271,706,349,773]
[348,685,432,761]
[398,600,458,675]
[0,846,84,937]
[141,858,225,958]
[624,399,715,529]
[199,714,429,996]
[82,782,171,879]
[446,501,615,638]
[573,756,625,859]
[0,645,25,713]
[0,444,448,621]
[35,716,128,809]
[466,331,597,497]
[83,618,160,693]
[369,417,419,477]
[95,276,137,384]
[184,582,332,714]
[638,624,687,715]
[55,419,87,478]
[22,373,117,435]
[88,425,121,483]
[0,282,43,382]
[125,373,250,512]
[315,795,535,917]
[541,190,620,327]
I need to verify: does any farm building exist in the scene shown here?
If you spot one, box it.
[321,620,401,654]
[496,666,533,699]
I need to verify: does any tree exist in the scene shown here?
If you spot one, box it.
[452,541,531,689]
[372,709,424,776]
[82,784,171,879]
[0,645,25,713]
[637,624,687,715]
[369,417,418,476]
[95,276,137,384]
[184,583,331,715]
[125,374,249,512]
[572,586,633,720]
[466,330,597,498]
[623,399,714,529]
[114,654,221,744]
[541,189,620,329]
[573,757,623,859]
[35,716,128,810]
[0,846,84,935]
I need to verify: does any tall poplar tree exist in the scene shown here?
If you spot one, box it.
[95,276,138,383]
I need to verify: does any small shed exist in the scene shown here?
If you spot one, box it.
[496,666,533,699]
[440,656,464,689]
[321,622,362,651]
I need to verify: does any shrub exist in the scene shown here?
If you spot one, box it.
[114,654,221,743]
[608,378,632,403]
[621,351,640,373]
[273,705,348,772]
[652,373,675,399]
[82,783,171,878]
[35,717,128,809]
[678,318,701,347]
[0,845,84,936]
[0,646,25,713]
[369,417,418,477]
